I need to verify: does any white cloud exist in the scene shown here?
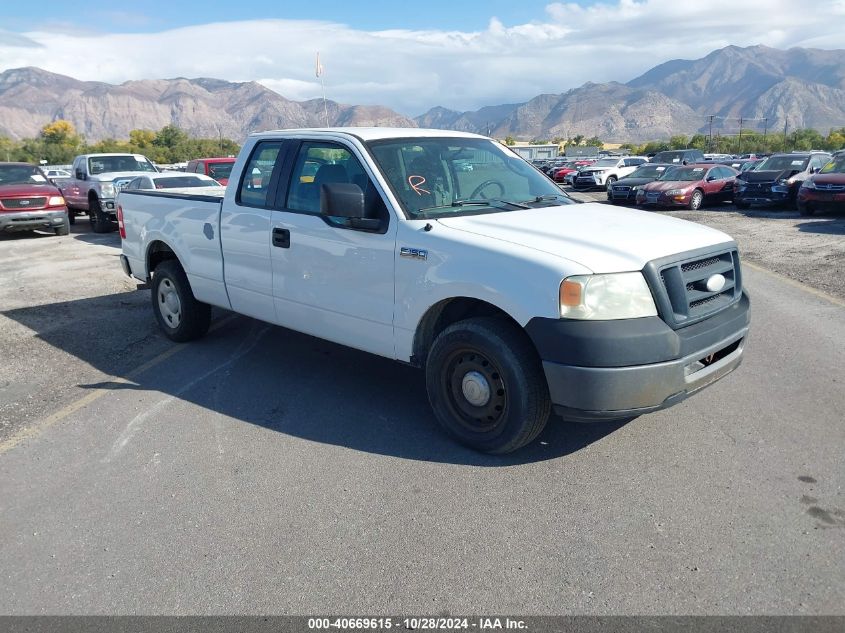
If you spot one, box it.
[0,2,843,116]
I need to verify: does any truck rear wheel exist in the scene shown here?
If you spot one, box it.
[151,260,211,342]
[425,316,551,454]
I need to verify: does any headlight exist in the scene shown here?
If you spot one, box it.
[630,185,639,191]
[777,178,789,186]
[47,195,65,206]
[559,273,658,320]
[666,189,686,196]
[100,183,115,197]
[801,180,816,189]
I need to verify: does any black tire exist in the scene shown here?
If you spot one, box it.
[689,189,704,210]
[89,197,113,233]
[151,260,211,342]
[425,316,551,454]
[54,216,70,236]
[68,209,76,225]
[798,200,814,217]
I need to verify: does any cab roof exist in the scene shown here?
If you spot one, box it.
[249,127,488,142]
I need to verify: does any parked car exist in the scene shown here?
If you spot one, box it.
[186,157,236,185]
[573,156,648,189]
[117,173,222,192]
[606,163,676,204]
[61,152,158,231]
[119,128,749,454]
[733,151,832,209]
[552,160,594,183]
[0,162,69,236]
[650,149,706,165]
[796,153,845,216]
[636,163,739,210]
[43,168,72,179]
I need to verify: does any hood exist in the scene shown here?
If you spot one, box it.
[435,203,733,274]
[91,172,158,183]
[0,183,62,196]
[810,173,845,185]
[642,180,696,192]
[744,169,799,183]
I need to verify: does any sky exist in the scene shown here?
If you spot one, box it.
[1,0,844,116]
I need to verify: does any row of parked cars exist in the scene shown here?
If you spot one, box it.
[538,149,843,216]
[0,154,235,236]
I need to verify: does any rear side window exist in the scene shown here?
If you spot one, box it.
[237,142,283,208]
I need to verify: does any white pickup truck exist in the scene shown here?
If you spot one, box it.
[119,128,750,454]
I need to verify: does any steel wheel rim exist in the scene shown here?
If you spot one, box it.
[443,348,507,432]
[157,278,182,328]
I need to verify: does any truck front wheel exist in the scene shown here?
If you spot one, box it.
[425,316,551,454]
[151,260,211,342]
[89,197,113,233]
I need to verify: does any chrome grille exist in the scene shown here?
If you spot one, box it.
[1,197,47,210]
[815,183,845,191]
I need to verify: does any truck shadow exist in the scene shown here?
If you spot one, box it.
[3,293,630,466]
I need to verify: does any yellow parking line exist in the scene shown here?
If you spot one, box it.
[743,261,845,308]
[0,315,237,456]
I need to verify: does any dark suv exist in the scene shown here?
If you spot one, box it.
[650,149,705,165]
[734,152,831,209]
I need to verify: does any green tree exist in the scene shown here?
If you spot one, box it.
[571,134,585,146]
[584,136,603,148]
[37,120,83,163]
[503,136,516,146]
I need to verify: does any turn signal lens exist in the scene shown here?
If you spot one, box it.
[560,280,583,307]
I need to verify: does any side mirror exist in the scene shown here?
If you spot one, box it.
[809,167,818,174]
[706,175,716,181]
[320,182,366,218]
[75,169,85,180]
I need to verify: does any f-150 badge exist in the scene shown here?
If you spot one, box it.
[400,247,427,261]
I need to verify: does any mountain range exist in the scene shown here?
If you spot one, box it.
[1,45,844,144]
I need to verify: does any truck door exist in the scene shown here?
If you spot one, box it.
[269,139,397,358]
[219,140,290,323]
[63,157,86,209]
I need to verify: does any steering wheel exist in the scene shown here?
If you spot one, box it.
[470,179,505,200]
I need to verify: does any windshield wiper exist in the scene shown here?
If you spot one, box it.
[418,198,530,213]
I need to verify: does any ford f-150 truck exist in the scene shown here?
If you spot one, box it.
[119,128,750,454]
[62,153,158,231]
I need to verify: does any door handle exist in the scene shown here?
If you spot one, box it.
[272,227,290,248]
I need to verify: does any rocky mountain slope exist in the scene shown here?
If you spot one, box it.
[1,45,843,143]
[0,67,416,141]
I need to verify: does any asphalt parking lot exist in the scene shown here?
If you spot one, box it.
[1,203,844,615]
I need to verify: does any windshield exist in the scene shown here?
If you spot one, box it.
[208,162,234,179]
[88,155,156,175]
[658,166,704,182]
[0,165,48,186]
[629,164,670,179]
[591,158,620,168]
[820,156,845,174]
[756,155,809,172]
[652,151,695,164]
[367,138,576,219]
[151,176,216,188]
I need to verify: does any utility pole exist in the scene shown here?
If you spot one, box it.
[708,115,714,153]
[783,120,789,152]
[738,117,744,155]
[763,117,768,142]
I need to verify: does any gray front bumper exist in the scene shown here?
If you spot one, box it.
[544,327,748,421]
[0,209,68,232]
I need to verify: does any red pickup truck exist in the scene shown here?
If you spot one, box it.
[185,157,236,185]
[0,162,69,236]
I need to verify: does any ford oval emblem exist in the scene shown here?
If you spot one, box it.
[706,273,727,293]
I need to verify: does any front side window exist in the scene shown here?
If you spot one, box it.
[368,138,575,219]
[287,141,373,214]
[238,142,282,207]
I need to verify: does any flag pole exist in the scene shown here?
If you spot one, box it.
[316,51,329,127]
